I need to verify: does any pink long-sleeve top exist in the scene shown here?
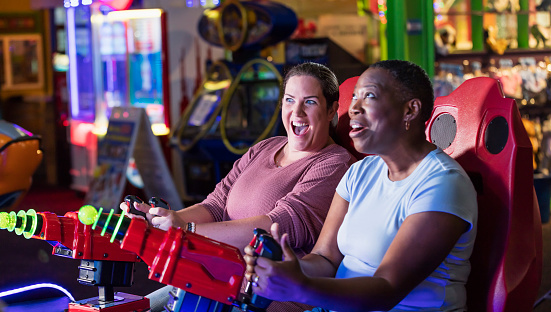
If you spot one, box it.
[200,136,354,256]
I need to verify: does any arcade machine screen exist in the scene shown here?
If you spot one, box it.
[188,93,221,128]
[127,15,165,132]
[100,9,169,136]
[174,61,233,150]
[97,19,127,132]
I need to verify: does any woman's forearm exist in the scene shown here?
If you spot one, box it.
[175,205,273,250]
[176,203,216,225]
[299,253,339,278]
[195,215,273,250]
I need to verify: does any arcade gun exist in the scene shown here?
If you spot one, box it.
[0,205,281,312]
[76,205,283,312]
[0,208,148,311]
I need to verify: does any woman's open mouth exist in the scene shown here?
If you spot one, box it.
[292,121,310,136]
[349,122,367,137]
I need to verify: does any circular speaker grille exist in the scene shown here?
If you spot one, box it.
[485,116,508,154]
[430,113,457,150]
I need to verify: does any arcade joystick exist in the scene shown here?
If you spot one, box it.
[148,197,171,210]
[237,229,282,311]
[123,195,146,218]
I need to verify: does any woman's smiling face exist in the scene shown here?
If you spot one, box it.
[282,75,336,153]
[348,67,406,155]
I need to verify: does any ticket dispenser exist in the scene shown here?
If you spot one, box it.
[425,77,542,311]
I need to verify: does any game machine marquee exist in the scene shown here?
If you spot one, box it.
[66,0,170,193]
[171,0,297,200]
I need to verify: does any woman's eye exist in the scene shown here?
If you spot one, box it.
[284,97,294,104]
[365,92,375,98]
[306,99,317,105]
[352,94,357,100]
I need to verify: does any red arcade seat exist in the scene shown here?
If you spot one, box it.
[425,77,543,311]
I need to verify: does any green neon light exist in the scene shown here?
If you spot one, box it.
[111,210,126,243]
[101,209,114,237]
[23,209,37,239]
[92,207,103,230]
[14,210,27,235]
[0,212,9,229]
[78,205,98,225]
[7,211,16,232]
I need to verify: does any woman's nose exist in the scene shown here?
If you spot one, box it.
[293,102,306,116]
[348,99,361,117]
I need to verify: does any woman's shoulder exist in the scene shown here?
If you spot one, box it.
[426,148,470,177]
[419,149,477,193]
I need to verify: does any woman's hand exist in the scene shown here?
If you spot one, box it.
[244,223,282,282]
[245,223,309,302]
[120,201,152,222]
[119,201,186,230]
[148,206,186,230]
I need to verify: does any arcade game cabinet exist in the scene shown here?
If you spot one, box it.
[171,0,297,201]
[0,120,42,211]
[66,2,170,193]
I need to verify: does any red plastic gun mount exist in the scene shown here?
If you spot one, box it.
[117,217,246,305]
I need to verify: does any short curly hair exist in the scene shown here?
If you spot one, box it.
[369,60,434,122]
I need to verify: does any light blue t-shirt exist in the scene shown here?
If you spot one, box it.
[335,148,477,311]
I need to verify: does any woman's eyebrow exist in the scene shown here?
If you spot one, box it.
[357,83,380,90]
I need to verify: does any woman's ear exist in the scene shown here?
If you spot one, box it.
[329,101,339,127]
[404,98,421,122]
[328,101,339,121]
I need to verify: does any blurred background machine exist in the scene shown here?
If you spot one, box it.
[171,0,297,201]
[66,3,170,193]
[0,120,42,211]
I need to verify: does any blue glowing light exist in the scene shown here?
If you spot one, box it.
[0,283,75,302]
